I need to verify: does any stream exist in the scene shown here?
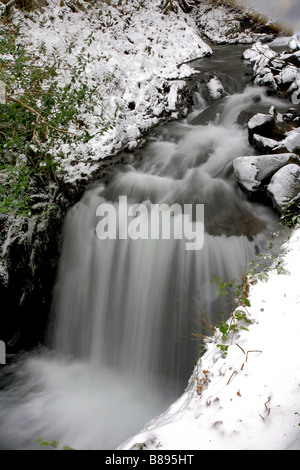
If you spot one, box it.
[0,42,292,450]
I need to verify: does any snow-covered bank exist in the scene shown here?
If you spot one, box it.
[8,0,281,185]
[11,0,211,184]
[119,226,300,450]
[191,0,283,44]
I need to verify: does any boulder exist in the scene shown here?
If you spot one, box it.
[267,163,300,212]
[247,112,275,145]
[252,134,280,154]
[206,76,226,101]
[233,153,299,194]
[288,37,300,53]
[274,129,300,154]
[248,108,292,149]
[254,68,278,90]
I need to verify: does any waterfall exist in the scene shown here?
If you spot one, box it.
[50,111,277,393]
[0,45,287,450]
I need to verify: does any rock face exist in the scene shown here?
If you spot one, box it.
[0,205,65,352]
[268,164,300,212]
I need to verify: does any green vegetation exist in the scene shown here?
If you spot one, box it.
[210,273,253,356]
[0,21,111,215]
[280,200,300,229]
[35,438,75,450]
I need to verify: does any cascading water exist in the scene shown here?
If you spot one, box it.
[0,44,290,450]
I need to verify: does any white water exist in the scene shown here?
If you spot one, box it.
[0,51,289,450]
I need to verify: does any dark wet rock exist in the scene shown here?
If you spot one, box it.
[0,205,65,352]
[252,134,283,154]
[247,112,276,145]
[248,107,291,142]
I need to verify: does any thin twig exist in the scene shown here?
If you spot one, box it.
[246,350,262,362]
[227,370,237,385]
[26,60,57,94]
[7,95,74,137]
[32,114,40,143]
[236,343,245,355]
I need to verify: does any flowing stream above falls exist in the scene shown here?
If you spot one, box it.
[0,43,292,450]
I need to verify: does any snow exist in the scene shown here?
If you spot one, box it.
[10,0,211,185]
[206,76,226,101]
[120,227,300,450]
[248,112,273,130]
[276,129,300,153]
[243,37,300,104]
[191,2,276,45]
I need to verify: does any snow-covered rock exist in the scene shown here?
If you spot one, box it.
[243,39,300,104]
[252,134,279,154]
[247,112,275,144]
[247,108,296,153]
[242,42,278,75]
[276,64,299,86]
[288,36,300,53]
[206,76,226,100]
[268,163,300,212]
[254,69,278,89]
[233,153,298,193]
[282,128,300,153]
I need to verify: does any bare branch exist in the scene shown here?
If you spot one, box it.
[7,95,74,138]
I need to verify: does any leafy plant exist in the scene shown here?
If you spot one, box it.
[280,199,300,229]
[0,22,113,215]
[209,274,253,355]
[35,438,75,450]
[0,164,32,215]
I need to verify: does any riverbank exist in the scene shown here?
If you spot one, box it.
[119,224,300,450]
